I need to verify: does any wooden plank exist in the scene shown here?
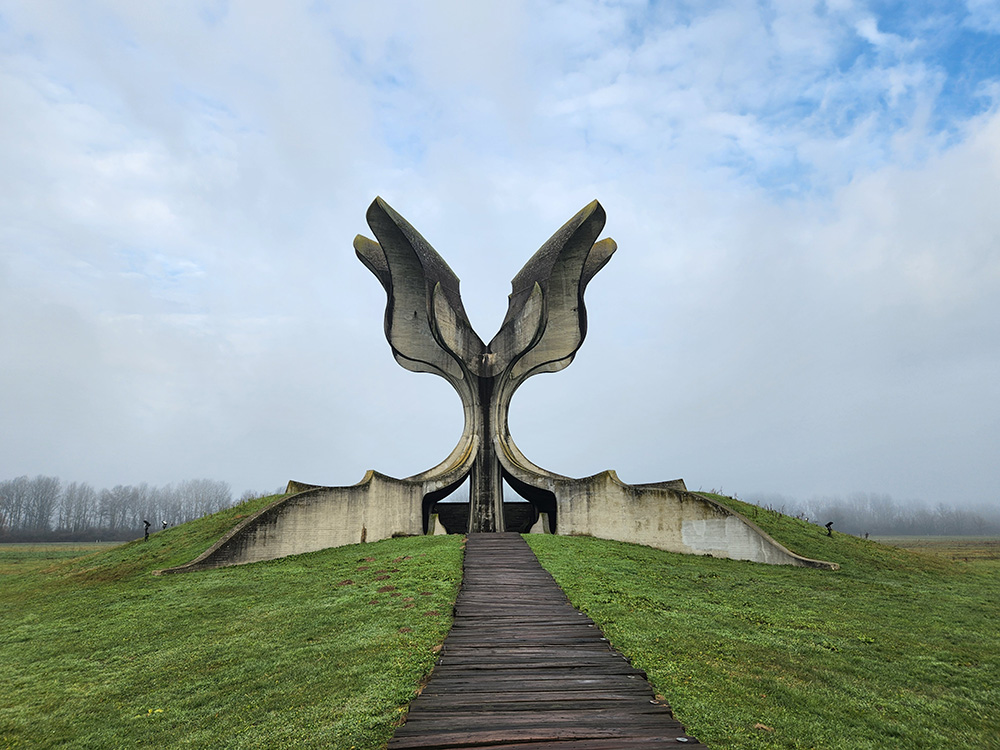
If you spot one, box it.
[387,533,709,749]
[413,740,697,750]
[389,727,703,749]
[391,744,697,749]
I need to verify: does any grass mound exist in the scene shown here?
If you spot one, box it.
[526,499,1000,750]
[702,492,953,573]
[61,493,292,582]
[6,491,997,749]
[0,498,464,749]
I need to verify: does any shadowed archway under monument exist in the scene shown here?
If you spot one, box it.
[159,198,837,574]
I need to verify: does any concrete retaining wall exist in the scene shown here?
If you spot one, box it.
[158,470,838,573]
[549,471,837,569]
[155,471,425,574]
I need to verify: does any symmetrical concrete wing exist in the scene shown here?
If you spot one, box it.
[158,199,838,573]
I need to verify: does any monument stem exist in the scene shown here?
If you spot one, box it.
[468,375,505,533]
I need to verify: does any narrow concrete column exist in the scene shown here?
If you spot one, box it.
[468,377,504,532]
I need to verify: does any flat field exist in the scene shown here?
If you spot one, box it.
[874,535,1000,561]
[0,542,120,575]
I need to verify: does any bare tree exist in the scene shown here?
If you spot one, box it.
[24,476,60,532]
[2,474,233,540]
[0,476,30,533]
[59,481,98,532]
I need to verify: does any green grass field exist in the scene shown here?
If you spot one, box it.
[2,494,998,749]
[874,535,1000,561]
[0,543,120,575]
[0,494,464,749]
[528,496,1000,750]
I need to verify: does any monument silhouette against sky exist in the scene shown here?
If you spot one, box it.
[160,199,837,573]
[355,196,616,534]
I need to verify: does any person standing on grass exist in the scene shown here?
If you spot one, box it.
[143,520,151,541]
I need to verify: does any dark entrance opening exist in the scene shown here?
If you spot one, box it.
[502,468,557,534]
[425,473,557,534]
[421,474,467,534]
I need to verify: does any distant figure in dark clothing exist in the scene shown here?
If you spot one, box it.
[143,520,151,542]
[825,521,833,537]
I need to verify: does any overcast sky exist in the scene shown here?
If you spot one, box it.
[1,1,998,507]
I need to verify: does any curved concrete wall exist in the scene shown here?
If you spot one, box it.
[156,472,426,574]
[547,471,837,569]
[158,468,837,574]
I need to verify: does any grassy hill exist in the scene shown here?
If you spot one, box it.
[2,493,998,749]
[0,494,464,749]
[527,494,1000,750]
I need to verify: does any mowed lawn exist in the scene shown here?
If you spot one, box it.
[0,497,464,749]
[527,496,1000,750]
[875,535,1000,562]
[3,491,998,749]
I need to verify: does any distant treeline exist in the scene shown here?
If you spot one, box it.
[745,492,1000,537]
[0,475,249,542]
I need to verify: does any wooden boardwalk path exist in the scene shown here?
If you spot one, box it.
[388,533,709,749]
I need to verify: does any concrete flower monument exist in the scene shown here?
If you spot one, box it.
[161,199,837,572]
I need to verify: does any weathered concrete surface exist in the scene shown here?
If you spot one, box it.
[160,198,837,573]
[157,467,836,573]
[496,425,836,567]
[156,473,427,573]
[546,473,837,568]
[355,197,616,533]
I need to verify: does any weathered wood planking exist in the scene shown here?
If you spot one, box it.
[387,533,708,749]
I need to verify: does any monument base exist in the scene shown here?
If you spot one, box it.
[155,470,838,574]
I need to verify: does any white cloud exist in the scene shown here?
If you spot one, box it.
[1,0,998,505]
[965,0,1000,33]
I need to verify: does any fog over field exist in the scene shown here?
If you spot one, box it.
[1,2,998,511]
